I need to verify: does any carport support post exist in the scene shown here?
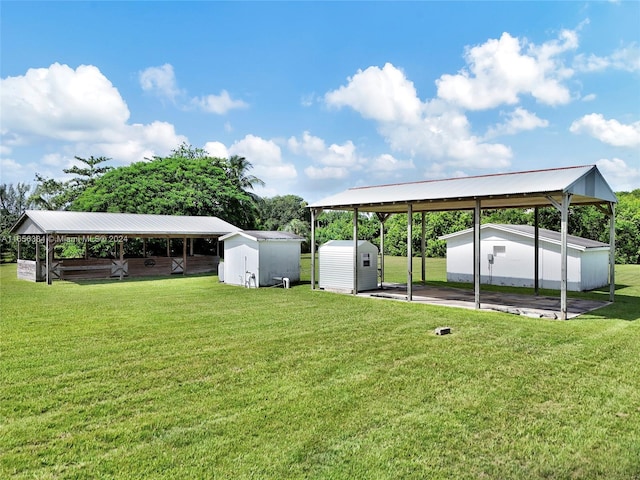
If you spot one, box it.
[560,193,572,320]
[310,209,317,290]
[353,208,358,296]
[609,202,615,302]
[534,207,540,296]
[376,213,390,288]
[421,212,426,284]
[474,200,481,309]
[407,203,413,302]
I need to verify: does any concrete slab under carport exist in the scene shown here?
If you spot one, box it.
[356,283,610,319]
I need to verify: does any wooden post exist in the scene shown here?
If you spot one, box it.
[166,238,171,257]
[183,237,187,275]
[353,208,358,296]
[190,237,194,256]
[119,240,124,280]
[474,200,481,309]
[407,203,413,302]
[143,238,147,258]
[46,234,54,285]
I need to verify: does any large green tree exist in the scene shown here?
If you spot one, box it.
[72,149,260,229]
[30,156,113,210]
[0,183,34,261]
[257,195,309,230]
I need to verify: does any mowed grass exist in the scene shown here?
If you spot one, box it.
[1,260,639,479]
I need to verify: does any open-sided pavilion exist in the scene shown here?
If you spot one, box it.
[11,210,241,284]
[308,165,617,320]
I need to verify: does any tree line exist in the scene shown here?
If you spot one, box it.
[1,143,638,264]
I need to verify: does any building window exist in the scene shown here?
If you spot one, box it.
[362,252,371,267]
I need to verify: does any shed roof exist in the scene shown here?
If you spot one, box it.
[11,210,241,237]
[439,223,609,251]
[320,240,377,249]
[220,230,304,242]
[309,165,617,213]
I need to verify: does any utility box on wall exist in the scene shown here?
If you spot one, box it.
[219,231,304,288]
[319,240,379,293]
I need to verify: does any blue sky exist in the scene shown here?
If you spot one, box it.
[1,1,639,203]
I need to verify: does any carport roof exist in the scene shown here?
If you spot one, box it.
[309,165,617,213]
[11,210,241,238]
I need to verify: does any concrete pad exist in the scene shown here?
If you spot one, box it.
[359,283,610,319]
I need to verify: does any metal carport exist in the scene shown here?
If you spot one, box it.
[308,165,617,320]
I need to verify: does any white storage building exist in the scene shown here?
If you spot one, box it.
[219,231,304,288]
[440,224,610,291]
[319,240,379,293]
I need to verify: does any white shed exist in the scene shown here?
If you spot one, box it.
[219,231,304,288]
[439,224,610,291]
[319,240,379,293]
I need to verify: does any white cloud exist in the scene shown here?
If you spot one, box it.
[139,63,248,115]
[191,90,249,115]
[203,141,229,159]
[0,63,188,170]
[325,63,422,123]
[325,65,512,171]
[1,63,130,142]
[304,165,349,180]
[228,134,297,183]
[0,158,29,183]
[597,158,640,191]
[371,153,414,172]
[574,43,640,73]
[139,64,183,101]
[288,131,363,168]
[436,31,576,110]
[484,107,549,139]
[581,93,597,102]
[570,114,640,147]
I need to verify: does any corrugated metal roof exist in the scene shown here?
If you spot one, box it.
[309,165,617,213]
[11,210,241,236]
[220,230,304,241]
[439,223,609,250]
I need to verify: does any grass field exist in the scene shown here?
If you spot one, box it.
[1,259,639,479]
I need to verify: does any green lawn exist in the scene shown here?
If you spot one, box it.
[1,260,639,479]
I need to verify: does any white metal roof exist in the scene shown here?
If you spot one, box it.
[219,230,304,242]
[439,223,609,251]
[11,210,241,237]
[309,165,617,213]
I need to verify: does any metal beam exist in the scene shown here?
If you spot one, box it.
[407,203,413,302]
[534,206,539,296]
[353,208,358,296]
[376,212,390,288]
[609,202,616,302]
[474,200,481,309]
[560,193,572,320]
[421,211,426,284]
[310,209,316,290]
